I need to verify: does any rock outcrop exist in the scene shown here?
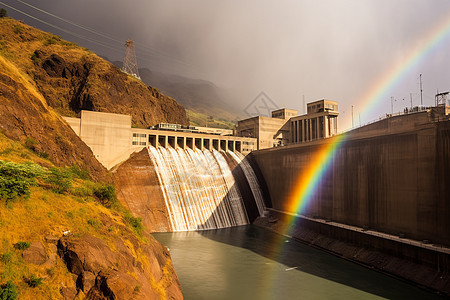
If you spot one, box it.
[57,234,182,300]
[0,54,109,180]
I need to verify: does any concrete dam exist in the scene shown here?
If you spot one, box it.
[252,110,450,247]
[251,110,450,295]
[67,109,450,295]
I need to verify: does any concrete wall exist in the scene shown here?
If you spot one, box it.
[64,111,257,169]
[64,111,133,170]
[254,211,450,295]
[237,116,290,149]
[252,117,450,247]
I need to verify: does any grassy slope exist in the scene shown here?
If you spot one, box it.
[0,133,156,299]
[186,109,237,130]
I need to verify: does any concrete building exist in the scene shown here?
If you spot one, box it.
[289,99,339,143]
[237,108,297,149]
[237,101,340,150]
[63,111,256,170]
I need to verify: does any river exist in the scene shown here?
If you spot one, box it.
[153,225,444,300]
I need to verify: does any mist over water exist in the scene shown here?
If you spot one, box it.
[4,0,450,128]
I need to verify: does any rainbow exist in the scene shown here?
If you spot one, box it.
[280,12,450,237]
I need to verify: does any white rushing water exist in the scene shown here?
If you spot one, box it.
[228,151,266,216]
[147,146,265,231]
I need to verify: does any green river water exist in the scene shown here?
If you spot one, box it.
[153,225,444,300]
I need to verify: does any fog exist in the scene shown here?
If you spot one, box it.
[3,0,450,129]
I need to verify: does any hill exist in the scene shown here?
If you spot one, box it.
[0,17,188,129]
[0,16,182,299]
[111,62,243,123]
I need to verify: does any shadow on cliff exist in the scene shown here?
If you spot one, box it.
[196,156,438,300]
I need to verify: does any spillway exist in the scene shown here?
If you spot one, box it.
[147,146,265,231]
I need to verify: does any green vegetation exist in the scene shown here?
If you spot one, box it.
[14,242,30,251]
[93,184,117,208]
[0,8,8,18]
[124,211,144,237]
[26,275,43,288]
[0,281,18,300]
[42,34,77,48]
[186,109,237,130]
[45,167,72,194]
[0,156,150,298]
[0,161,44,202]
[30,52,39,65]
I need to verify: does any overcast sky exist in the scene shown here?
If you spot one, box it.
[2,0,450,129]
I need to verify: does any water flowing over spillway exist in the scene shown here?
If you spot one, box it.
[147,146,266,231]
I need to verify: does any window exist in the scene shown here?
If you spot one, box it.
[132,133,147,146]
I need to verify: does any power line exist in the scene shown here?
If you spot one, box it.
[9,0,190,67]
[0,1,123,53]
[14,0,123,44]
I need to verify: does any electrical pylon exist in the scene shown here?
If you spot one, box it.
[122,40,140,79]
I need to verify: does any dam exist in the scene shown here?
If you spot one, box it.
[65,107,450,296]
[63,110,257,170]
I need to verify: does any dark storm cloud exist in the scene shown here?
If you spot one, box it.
[2,0,450,128]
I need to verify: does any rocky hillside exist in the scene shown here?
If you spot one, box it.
[0,49,107,180]
[0,17,188,128]
[0,142,182,299]
[0,16,183,299]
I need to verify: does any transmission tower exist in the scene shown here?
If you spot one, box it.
[122,40,140,79]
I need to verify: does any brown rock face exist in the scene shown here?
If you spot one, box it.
[113,149,171,232]
[58,234,182,300]
[22,242,47,265]
[34,50,189,128]
[0,56,108,180]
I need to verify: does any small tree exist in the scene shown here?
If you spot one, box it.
[0,8,8,18]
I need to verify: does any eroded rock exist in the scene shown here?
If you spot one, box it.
[58,234,182,299]
[22,242,47,265]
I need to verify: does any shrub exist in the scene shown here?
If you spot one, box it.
[0,281,18,300]
[68,165,90,180]
[15,241,30,250]
[44,167,72,194]
[0,177,31,200]
[93,184,117,208]
[0,161,44,201]
[0,8,8,18]
[73,185,93,197]
[124,212,143,236]
[26,275,43,287]
[30,52,39,65]
[1,251,13,264]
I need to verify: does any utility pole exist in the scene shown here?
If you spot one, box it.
[391,96,394,114]
[122,40,140,79]
[419,74,423,106]
[351,105,354,127]
[410,93,413,109]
